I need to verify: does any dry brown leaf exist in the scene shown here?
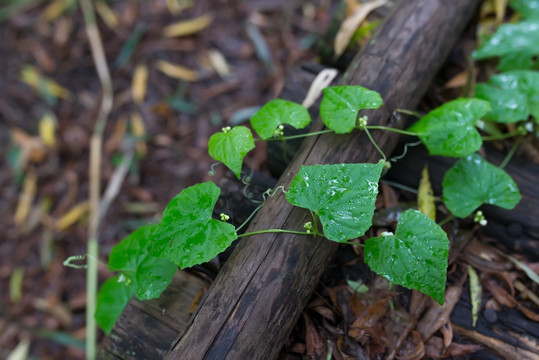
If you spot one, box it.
[304,313,327,358]
[155,60,198,81]
[444,71,470,89]
[440,321,452,348]
[105,116,128,154]
[302,68,338,109]
[41,0,73,22]
[95,0,119,29]
[417,284,462,341]
[14,169,37,227]
[484,277,518,308]
[132,64,149,104]
[396,330,424,360]
[348,298,388,341]
[207,49,233,77]
[130,111,147,156]
[425,336,483,359]
[163,14,213,38]
[55,201,89,231]
[334,0,388,57]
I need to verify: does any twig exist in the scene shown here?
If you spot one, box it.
[79,0,114,358]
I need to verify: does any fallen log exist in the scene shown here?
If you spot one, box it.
[166,1,483,359]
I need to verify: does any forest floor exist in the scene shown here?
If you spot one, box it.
[0,0,537,359]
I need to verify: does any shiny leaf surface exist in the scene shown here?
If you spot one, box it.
[365,209,449,304]
[320,86,383,134]
[151,182,237,268]
[286,161,384,242]
[442,154,521,218]
[250,99,311,140]
[95,275,136,334]
[408,98,491,157]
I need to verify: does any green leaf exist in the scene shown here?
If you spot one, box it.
[474,83,529,124]
[208,126,255,179]
[108,225,177,300]
[286,161,384,242]
[95,275,136,334]
[250,99,311,140]
[151,182,237,268]
[408,98,491,157]
[510,0,539,19]
[498,51,539,71]
[442,153,521,218]
[320,86,383,134]
[467,265,481,327]
[364,209,449,304]
[488,70,539,119]
[472,20,539,61]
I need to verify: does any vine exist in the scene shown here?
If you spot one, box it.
[72,2,539,333]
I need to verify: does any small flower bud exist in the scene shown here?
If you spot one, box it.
[220,213,230,221]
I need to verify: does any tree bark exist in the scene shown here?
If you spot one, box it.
[166,1,482,359]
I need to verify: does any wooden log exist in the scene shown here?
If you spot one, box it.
[99,271,207,359]
[166,1,483,359]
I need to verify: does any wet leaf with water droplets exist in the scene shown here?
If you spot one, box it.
[95,275,136,334]
[442,153,521,218]
[320,86,383,134]
[286,161,384,242]
[365,209,449,305]
[250,99,311,140]
[151,182,237,269]
[408,98,491,157]
[108,224,177,300]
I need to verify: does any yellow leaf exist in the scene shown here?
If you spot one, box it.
[444,70,470,89]
[95,0,119,29]
[418,165,436,222]
[15,169,37,227]
[9,267,24,303]
[334,0,387,57]
[130,111,147,156]
[55,201,89,231]
[39,112,57,146]
[132,64,148,104]
[155,60,198,81]
[207,49,232,77]
[41,0,74,22]
[20,65,71,100]
[163,14,213,38]
[467,265,482,327]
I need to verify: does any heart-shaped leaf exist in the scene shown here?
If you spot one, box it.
[108,224,177,300]
[442,153,521,218]
[250,99,311,140]
[474,83,529,124]
[208,126,255,179]
[151,182,237,268]
[286,161,384,242]
[488,70,539,120]
[95,275,136,334]
[472,20,539,61]
[510,0,539,19]
[364,209,449,304]
[407,98,491,157]
[320,86,383,134]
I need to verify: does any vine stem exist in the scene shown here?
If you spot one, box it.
[266,129,334,141]
[365,125,417,137]
[499,138,522,169]
[237,229,313,238]
[438,215,455,226]
[481,130,521,141]
[79,0,113,358]
[362,126,387,161]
